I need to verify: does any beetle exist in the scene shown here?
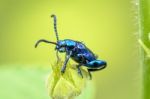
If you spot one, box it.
[35,14,107,79]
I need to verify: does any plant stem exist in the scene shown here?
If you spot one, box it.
[139,0,150,99]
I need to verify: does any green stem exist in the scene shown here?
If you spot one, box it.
[140,0,150,99]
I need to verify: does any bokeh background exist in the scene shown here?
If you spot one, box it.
[0,0,142,99]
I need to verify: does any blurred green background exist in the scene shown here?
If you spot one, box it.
[0,0,141,99]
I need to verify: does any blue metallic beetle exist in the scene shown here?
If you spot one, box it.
[35,14,107,79]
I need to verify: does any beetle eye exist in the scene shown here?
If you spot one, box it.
[55,46,58,49]
[58,47,65,52]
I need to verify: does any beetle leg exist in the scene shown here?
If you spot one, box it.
[61,51,72,73]
[87,66,106,80]
[77,64,83,78]
[87,69,92,80]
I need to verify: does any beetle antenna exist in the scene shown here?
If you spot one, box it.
[51,14,61,63]
[35,39,57,48]
[51,14,59,42]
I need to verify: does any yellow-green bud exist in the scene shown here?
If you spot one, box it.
[47,60,90,99]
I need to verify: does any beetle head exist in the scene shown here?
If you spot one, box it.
[55,40,66,53]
